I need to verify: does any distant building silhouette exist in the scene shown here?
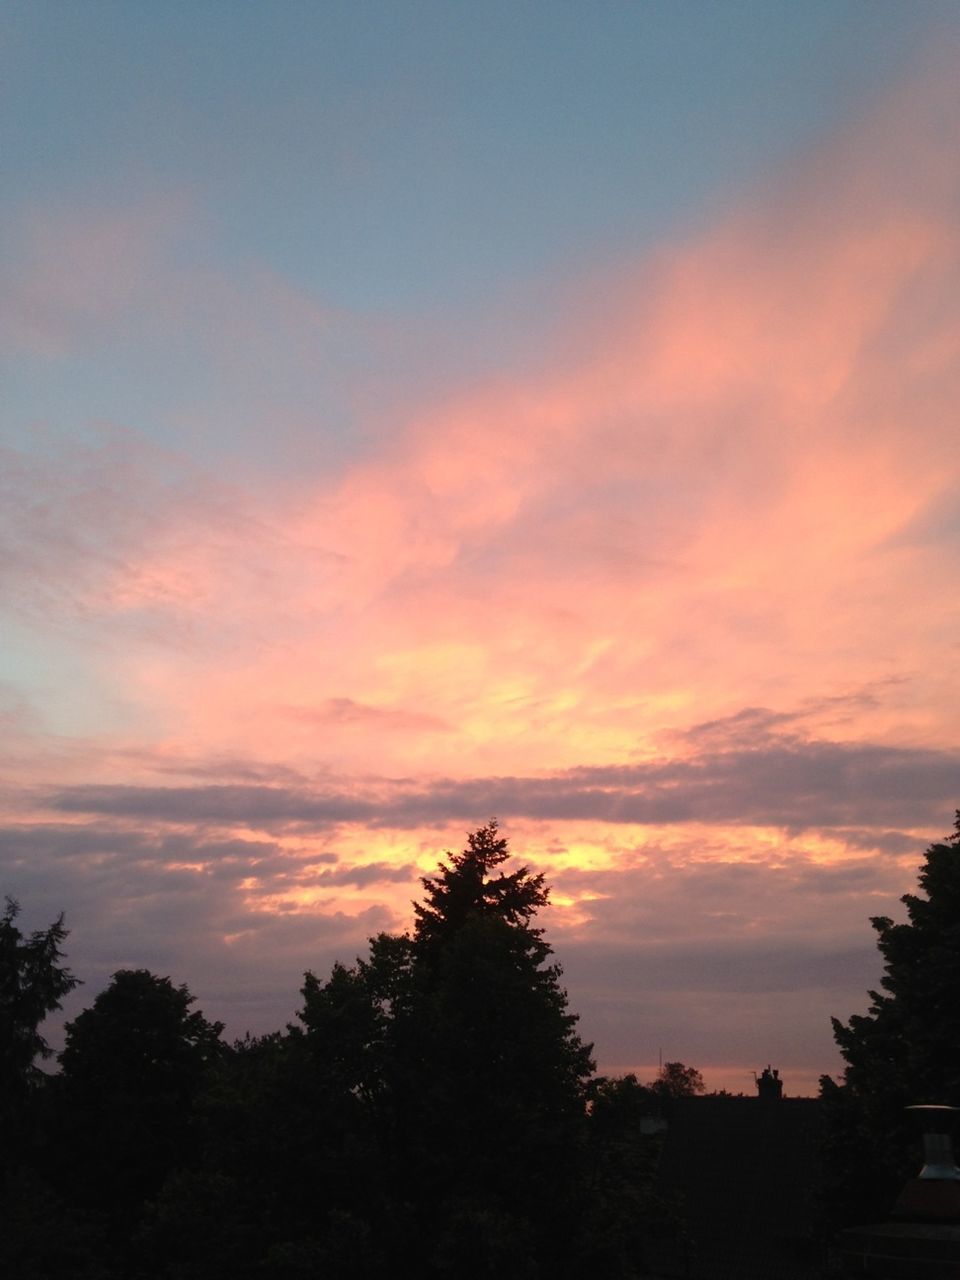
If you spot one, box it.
[755,1064,783,1101]
[648,1093,823,1277]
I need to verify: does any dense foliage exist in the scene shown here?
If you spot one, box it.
[2,824,671,1279]
[650,1061,705,1099]
[0,897,78,1103]
[819,812,960,1227]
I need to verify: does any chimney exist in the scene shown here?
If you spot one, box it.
[756,1064,783,1102]
[892,1105,960,1223]
[839,1104,960,1276]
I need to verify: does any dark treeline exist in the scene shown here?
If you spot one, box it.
[2,822,694,1280]
[5,815,960,1277]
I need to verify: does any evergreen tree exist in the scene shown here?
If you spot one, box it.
[0,902,90,1280]
[0,897,79,1102]
[296,821,596,1276]
[399,822,595,1272]
[414,819,550,952]
[821,812,960,1224]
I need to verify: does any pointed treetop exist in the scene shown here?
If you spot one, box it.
[1,897,79,1093]
[413,820,550,950]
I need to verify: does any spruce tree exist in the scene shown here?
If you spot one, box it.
[298,821,596,1275]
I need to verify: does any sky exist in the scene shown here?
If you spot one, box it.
[2,1,960,1096]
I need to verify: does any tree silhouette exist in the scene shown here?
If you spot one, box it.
[61,969,224,1094]
[0,897,78,1101]
[832,813,960,1107]
[58,969,225,1220]
[9,827,663,1277]
[821,812,960,1224]
[651,1061,705,1099]
[0,901,89,1279]
[405,823,595,1270]
[580,1073,668,1275]
[295,821,597,1275]
[414,819,550,950]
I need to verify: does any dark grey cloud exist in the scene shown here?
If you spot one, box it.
[821,827,926,855]
[150,757,314,785]
[667,705,801,748]
[551,742,958,828]
[0,824,416,911]
[50,784,383,826]
[0,823,286,862]
[671,685,904,750]
[300,862,419,888]
[48,737,960,833]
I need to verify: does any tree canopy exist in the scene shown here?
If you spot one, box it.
[821,812,960,1224]
[651,1061,706,1100]
[0,897,78,1099]
[3,825,675,1278]
[57,969,226,1218]
[831,813,960,1108]
[60,968,225,1097]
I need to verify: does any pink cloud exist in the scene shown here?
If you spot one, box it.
[7,47,960,1092]
[3,54,958,841]
[4,52,957,794]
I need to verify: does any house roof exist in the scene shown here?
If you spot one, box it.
[647,1095,824,1279]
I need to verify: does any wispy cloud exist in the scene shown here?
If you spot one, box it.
[3,52,959,1087]
[46,732,959,833]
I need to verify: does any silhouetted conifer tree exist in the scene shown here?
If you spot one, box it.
[0,901,88,1279]
[297,820,597,1275]
[820,811,960,1226]
[0,897,78,1105]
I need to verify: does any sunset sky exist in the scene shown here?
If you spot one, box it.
[3,2,960,1095]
